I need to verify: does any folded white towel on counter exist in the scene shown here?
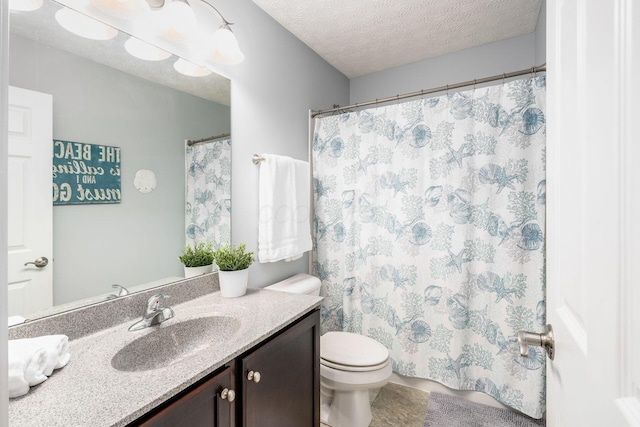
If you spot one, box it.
[8,334,71,398]
[29,334,71,372]
[258,154,312,263]
[8,341,49,390]
[8,366,30,398]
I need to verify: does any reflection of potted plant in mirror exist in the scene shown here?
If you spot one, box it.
[179,242,215,278]
[212,243,255,298]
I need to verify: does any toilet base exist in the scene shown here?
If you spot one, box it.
[321,388,372,427]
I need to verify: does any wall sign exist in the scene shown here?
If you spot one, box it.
[52,140,121,205]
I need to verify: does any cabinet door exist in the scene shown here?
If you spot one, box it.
[240,309,320,427]
[133,362,236,427]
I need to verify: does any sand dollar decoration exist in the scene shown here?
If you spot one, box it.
[134,169,157,193]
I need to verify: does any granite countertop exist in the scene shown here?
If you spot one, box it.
[8,288,322,427]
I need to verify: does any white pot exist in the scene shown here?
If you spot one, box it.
[218,268,249,298]
[184,264,214,278]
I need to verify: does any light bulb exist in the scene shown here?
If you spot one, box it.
[155,0,200,42]
[55,7,119,40]
[125,37,172,61]
[173,58,212,77]
[9,0,43,11]
[204,26,244,65]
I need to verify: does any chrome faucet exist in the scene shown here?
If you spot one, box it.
[128,294,175,331]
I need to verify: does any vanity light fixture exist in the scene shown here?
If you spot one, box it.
[124,36,172,61]
[155,0,201,42]
[9,0,44,11]
[154,0,244,65]
[55,7,119,40]
[173,58,212,77]
[195,1,244,65]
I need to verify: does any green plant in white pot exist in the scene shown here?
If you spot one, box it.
[179,242,215,278]
[212,243,255,298]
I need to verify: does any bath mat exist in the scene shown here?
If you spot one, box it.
[370,383,430,427]
[423,392,545,427]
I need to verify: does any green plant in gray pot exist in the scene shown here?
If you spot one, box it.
[212,243,255,298]
[179,242,215,278]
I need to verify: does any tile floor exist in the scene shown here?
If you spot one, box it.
[321,382,430,427]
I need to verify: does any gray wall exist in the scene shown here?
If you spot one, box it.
[350,33,537,104]
[205,1,350,287]
[9,35,230,305]
[535,0,547,65]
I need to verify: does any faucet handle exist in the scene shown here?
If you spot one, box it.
[112,284,129,297]
[146,294,170,311]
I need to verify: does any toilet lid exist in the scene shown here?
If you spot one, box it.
[321,331,389,367]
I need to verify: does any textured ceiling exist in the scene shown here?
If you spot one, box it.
[253,0,542,78]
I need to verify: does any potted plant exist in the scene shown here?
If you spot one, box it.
[179,242,215,278]
[212,243,255,298]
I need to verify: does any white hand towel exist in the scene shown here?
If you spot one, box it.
[8,340,49,389]
[8,366,31,398]
[258,154,312,263]
[29,335,71,372]
[10,335,70,376]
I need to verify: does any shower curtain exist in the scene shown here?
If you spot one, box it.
[312,76,546,418]
[185,138,231,248]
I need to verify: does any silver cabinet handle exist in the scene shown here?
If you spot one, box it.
[247,370,261,383]
[24,257,48,268]
[220,388,235,402]
[518,324,555,361]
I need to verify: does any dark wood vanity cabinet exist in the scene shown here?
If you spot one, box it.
[240,308,320,427]
[130,308,320,427]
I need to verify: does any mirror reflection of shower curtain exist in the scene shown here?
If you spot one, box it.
[185,138,231,248]
[312,76,546,419]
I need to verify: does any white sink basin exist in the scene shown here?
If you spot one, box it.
[111,316,241,372]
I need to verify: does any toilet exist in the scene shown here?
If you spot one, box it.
[266,274,393,427]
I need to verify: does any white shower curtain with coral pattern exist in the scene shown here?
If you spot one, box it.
[185,138,231,248]
[312,76,546,418]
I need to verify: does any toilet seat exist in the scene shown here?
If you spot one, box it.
[321,331,389,368]
[321,357,390,372]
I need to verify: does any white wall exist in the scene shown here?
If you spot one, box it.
[10,34,231,305]
[0,0,8,424]
[349,33,537,104]
[205,0,350,287]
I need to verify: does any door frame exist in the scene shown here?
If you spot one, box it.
[1,0,10,424]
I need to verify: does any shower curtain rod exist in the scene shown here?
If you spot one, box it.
[311,63,546,118]
[185,132,231,146]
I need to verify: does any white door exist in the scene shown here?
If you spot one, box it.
[547,1,640,426]
[7,86,53,317]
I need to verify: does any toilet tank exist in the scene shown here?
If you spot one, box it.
[265,273,321,296]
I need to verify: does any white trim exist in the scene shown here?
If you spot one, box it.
[0,0,10,423]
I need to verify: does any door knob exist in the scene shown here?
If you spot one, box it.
[220,388,235,402]
[247,370,261,383]
[517,324,554,361]
[24,257,49,268]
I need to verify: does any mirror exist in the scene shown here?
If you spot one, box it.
[8,0,231,322]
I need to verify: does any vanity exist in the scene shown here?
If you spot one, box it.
[8,275,322,427]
